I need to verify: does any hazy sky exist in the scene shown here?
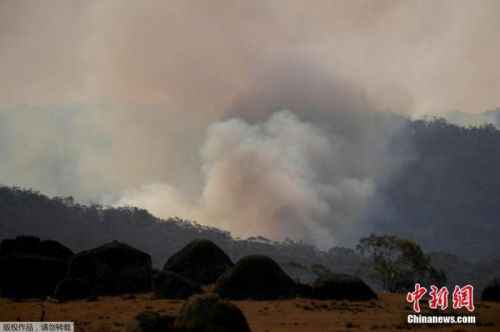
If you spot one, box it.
[1,0,499,113]
[1,1,500,246]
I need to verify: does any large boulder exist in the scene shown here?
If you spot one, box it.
[0,236,39,255]
[174,294,251,332]
[127,311,175,332]
[482,278,500,302]
[311,273,377,301]
[0,236,73,299]
[214,255,296,300]
[68,241,152,295]
[54,278,91,301]
[0,255,68,299]
[163,239,233,285]
[153,271,202,299]
[0,236,73,260]
[39,240,74,260]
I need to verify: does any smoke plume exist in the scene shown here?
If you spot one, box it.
[119,111,382,247]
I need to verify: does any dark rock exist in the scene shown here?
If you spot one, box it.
[153,271,202,299]
[0,236,40,256]
[0,236,73,260]
[174,294,251,332]
[482,278,500,302]
[54,278,91,301]
[127,311,175,332]
[214,255,296,300]
[39,240,74,261]
[311,273,377,301]
[0,255,68,299]
[68,241,152,295]
[163,239,233,285]
[0,236,73,299]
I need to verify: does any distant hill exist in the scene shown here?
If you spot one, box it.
[429,251,500,292]
[371,118,500,260]
[0,186,341,275]
[483,108,500,124]
[435,108,500,128]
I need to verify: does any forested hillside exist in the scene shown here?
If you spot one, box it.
[0,186,338,272]
[374,118,500,260]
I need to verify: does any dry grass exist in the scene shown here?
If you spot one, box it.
[0,293,498,332]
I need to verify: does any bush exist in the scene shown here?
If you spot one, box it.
[127,311,175,332]
[174,294,251,332]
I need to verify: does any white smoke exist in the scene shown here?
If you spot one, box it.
[118,111,376,248]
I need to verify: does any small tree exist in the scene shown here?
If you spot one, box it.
[357,234,446,292]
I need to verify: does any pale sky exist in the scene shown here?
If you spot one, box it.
[1,0,499,114]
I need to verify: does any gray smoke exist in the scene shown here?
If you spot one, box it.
[119,110,381,247]
[117,63,409,247]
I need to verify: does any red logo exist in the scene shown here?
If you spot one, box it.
[428,285,449,310]
[406,283,427,313]
[452,285,475,312]
[406,284,474,313]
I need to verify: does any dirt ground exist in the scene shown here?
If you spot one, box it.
[0,293,498,332]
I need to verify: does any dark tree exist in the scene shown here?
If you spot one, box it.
[357,234,446,292]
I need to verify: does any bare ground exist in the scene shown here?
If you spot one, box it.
[0,293,498,332]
